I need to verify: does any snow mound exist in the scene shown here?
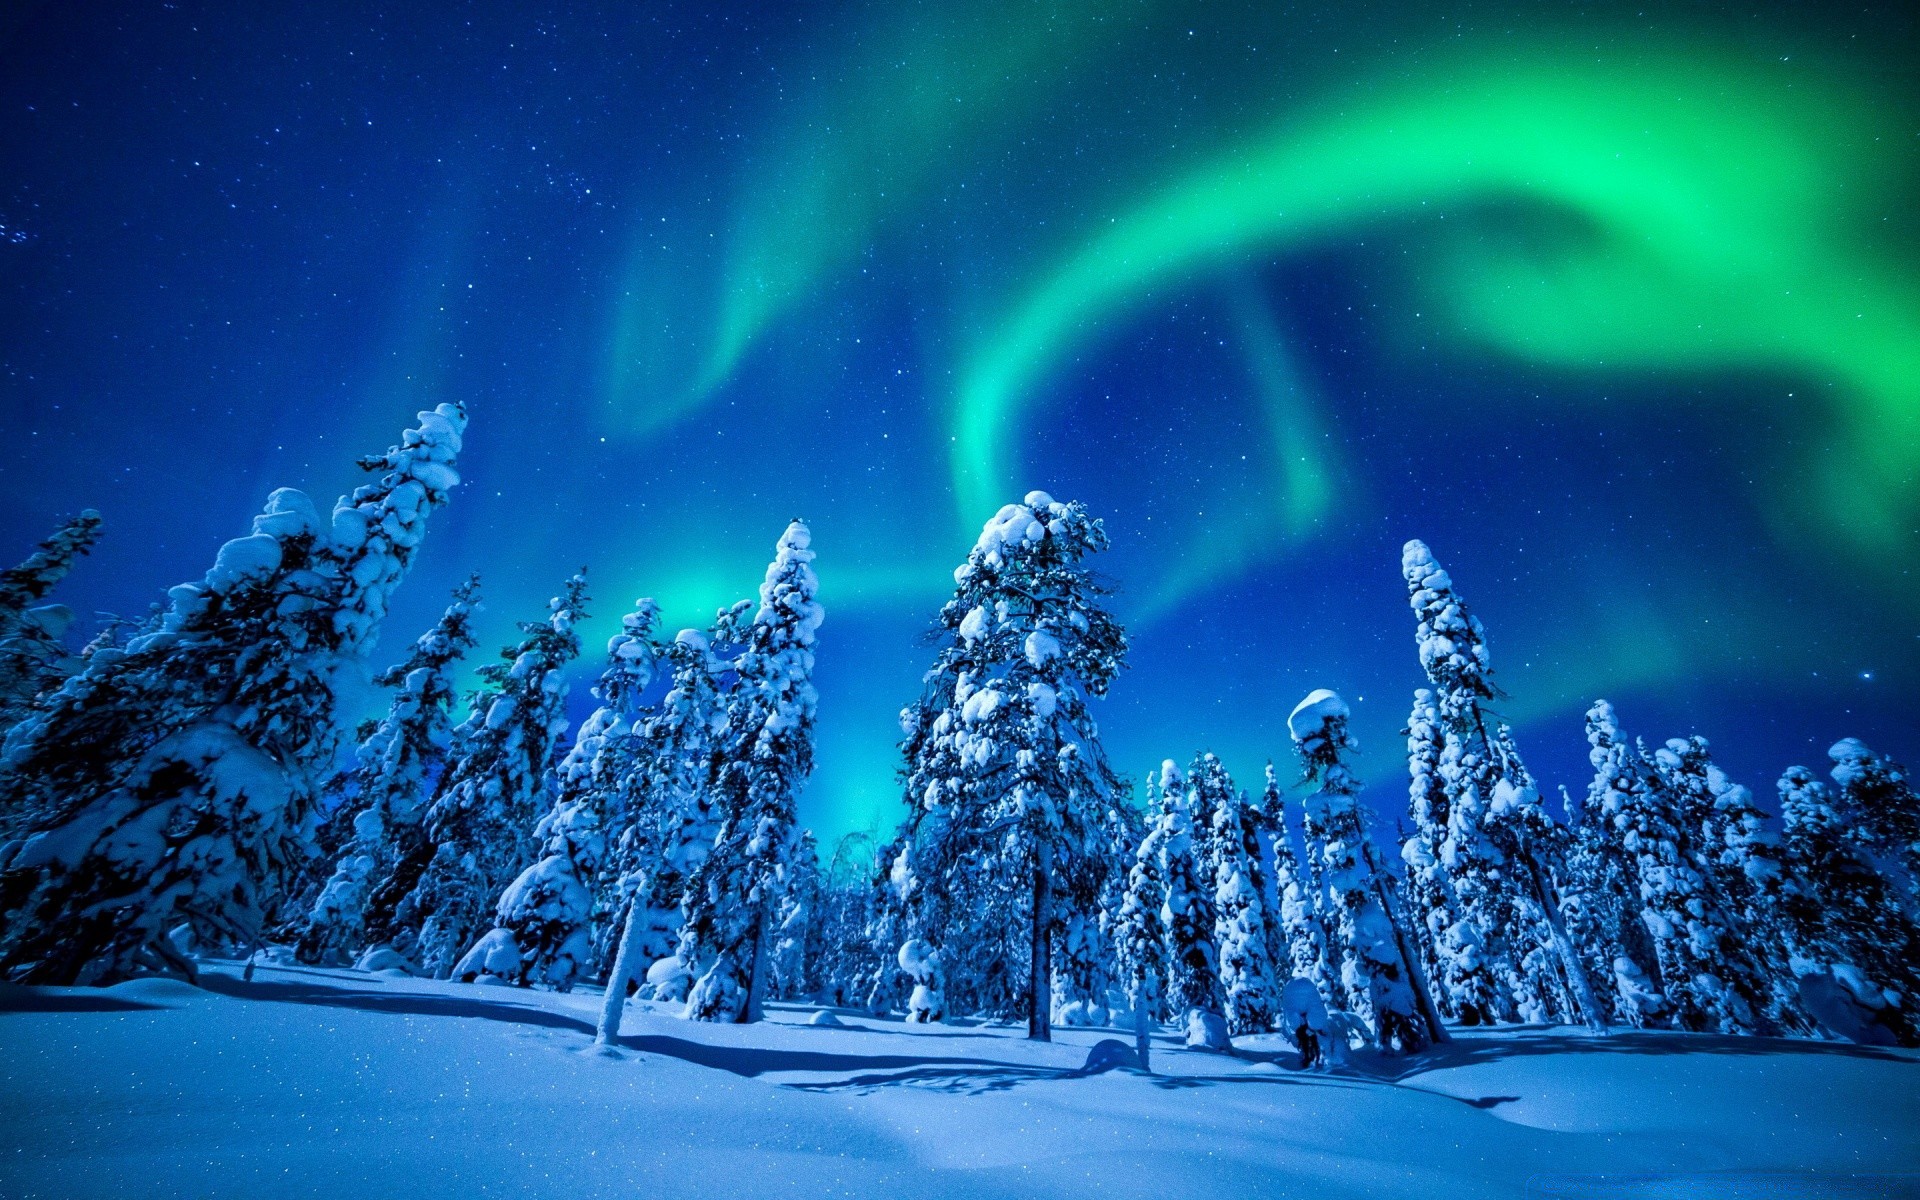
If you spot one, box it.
[104,977,203,1004]
[355,946,417,975]
[1078,1039,1143,1074]
[1286,688,1349,741]
[808,1010,847,1028]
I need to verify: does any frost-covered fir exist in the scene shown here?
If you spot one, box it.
[1776,766,1920,1047]
[1155,760,1229,1050]
[1397,689,1481,1022]
[396,574,586,980]
[459,598,660,991]
[1557,777,1669,1029]
[1827,739,1919,909]
[1111,798,1169,1040]
[1202,759,1278,1036]
[1289,689,1427,1051]
[770,829,823,1002]
[0,405,464,984]
[0,509,104,723]
[1653,735,1808,1033]
[1585,702,1758,1034]
[295,576,482,965]
[891,492,1128,1041]
[1260,762,1333,998]
[1400,540,1595,1028]
[681,521,823,1023]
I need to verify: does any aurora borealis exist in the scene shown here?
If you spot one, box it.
[2,0,1914,841]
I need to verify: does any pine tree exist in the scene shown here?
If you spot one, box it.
[1654,735,1808,1033]
[1288,689,1426,1051]
[1262,761,1334,998]
[770,829,823,1001]
[295,576,482,965]
[1397,688,1489,1022]
[458,599,659,991]
[1156,759,1229,1049]
[892,492,1128,1041]
[682,521,823,1023]
[0,406,464,985]
[1206,766,1278,1036]
[1585,701,1758,1033]
[1777,766,1920,1046]
[0,508,104,724]
[1827,739,1919,909]
[397,573,587,980]
[1556,784,1668,1029]
[1112,811,1169,1071]
[1401,540,1600,1029]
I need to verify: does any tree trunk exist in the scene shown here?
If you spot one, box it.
[1029,851,1052,1042]
[1523,851,1609,1035]
[596,898,648,1045]
[743,901,768,1024]
[1133,968,1155,1072]
[1363,841,1449,1045]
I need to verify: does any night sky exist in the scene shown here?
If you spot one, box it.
[3,1,1915,843]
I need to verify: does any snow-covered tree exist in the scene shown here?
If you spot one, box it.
[681,520,823,1023]
[397,573,586,980]
[458,598,660,991]
[1653,735,1807,1033]
[1777,766,1920,1046]
[0,508,104,724]
[1827,739,1919,909]
[0,406,464,985]
[1289,689,1426,1051]
[1112,808,1169,1061]
[294,576,482,965]
[1401,540,1601,1029]
[1585,701,1758,1034]
[1206,764,1277,1036]
[770,829,823,1001]
[1397,688,1490,1022]
[891,492,1129,1041]
[1260,761,1334,1000]
[1157,760,1228,1049]
[1556,782,1669,1029]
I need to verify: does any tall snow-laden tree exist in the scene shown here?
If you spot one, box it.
[295,576,482,965]
[397,574,587,980]
[1289,689,1426,1051]
[891,492,1128,1041]
[1203,761,1278,1036]
[1112,809,1169,1069]
[1259,762,1336,1004]
[1777,766,1920,1046]
[1827,739,1919,908]
[1585,701,1759,1034]
[1401,540,1602,1030]
[0,509,104,723]
[678,521,822,1023]
[1556,782,1668,1029]
[1654,735,1810,1033]
[770,829,823,1001]
[458,599,660,991]
[1397,688,1487,1022]
[0,405,465,985]
[1157,758,1229,1049]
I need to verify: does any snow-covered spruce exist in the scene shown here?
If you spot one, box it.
[890,492,1128,1041]
[1060,801,1139,1028]
[397,573,586,981]
[1156,760,1229,1050]
[1776,766,1920,1046]
[598,614,741,1034]
[458,598,660,992]
[1584,702,1758,1034]
[295,576,483,966]
[1202,758,1278,1036]
[0,509,104,723]
[1827,739,1919,910]
[1654,735,1810,1033]
[1259,761,1334,1002]
[1289,690,1426,1052]
[0,405,464,985]
[1112,803,1169,1058]
[769,828,824,1002]
[1556,778,1669,1029]
[681,520,823,1023]
[1398,690,1472,1022]
[1400,540,1598,1029]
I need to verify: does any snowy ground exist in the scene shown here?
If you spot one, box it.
[2,964,1915,1199]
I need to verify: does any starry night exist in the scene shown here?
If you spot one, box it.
[1,2,1916,1196]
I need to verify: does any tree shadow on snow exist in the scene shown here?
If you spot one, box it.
[0,987,163,1014]
[1375,1028,1915,1083]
